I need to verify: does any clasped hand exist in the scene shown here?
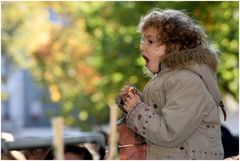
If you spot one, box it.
[119,85,141,112]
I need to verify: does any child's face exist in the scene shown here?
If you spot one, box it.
[140,27,166,74]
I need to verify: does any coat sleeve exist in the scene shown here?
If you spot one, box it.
[126,73,214,147]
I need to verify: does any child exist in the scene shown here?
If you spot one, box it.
[117,8,226,159]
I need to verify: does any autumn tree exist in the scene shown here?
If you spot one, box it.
[2,1,238,130]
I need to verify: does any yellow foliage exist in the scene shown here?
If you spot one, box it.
[49,84,61,102]
[78,111,88,121]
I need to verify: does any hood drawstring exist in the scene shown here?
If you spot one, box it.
[219,101,227,121]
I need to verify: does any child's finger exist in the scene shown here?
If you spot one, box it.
[123,105,127,111]
[128,93,133,97]
[120,86,130,95]
[128,93,139,100]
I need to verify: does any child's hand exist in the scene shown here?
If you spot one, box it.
[123,93,141,112]
[119,85,132,102]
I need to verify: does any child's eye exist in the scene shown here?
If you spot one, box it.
[148,40,153,44]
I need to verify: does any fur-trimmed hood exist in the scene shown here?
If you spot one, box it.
[162,45,219,72]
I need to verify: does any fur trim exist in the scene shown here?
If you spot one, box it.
[162,46,219,72]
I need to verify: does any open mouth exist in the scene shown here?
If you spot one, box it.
[142,55,149,65]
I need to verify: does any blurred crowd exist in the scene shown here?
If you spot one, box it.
[2,144,103,160]
[1,131,108,160]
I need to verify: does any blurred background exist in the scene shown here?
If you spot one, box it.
[1,1,239,139]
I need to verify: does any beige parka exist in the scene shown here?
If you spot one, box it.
[125,46,225,160]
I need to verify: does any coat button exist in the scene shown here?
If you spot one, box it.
[206,125,210,128]
[180,147,184,150]
[192,150,195,153]
[137,114,142,120]
[153,104,158,108]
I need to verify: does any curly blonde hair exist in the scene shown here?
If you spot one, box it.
[137,8,208,54]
